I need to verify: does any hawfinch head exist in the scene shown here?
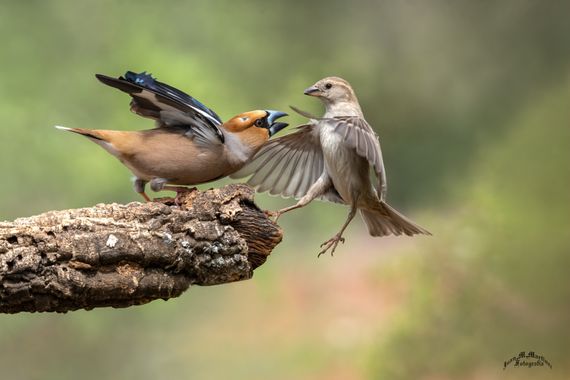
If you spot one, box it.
[224,110,288,137]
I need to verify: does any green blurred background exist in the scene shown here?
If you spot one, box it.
[1,1,569,379]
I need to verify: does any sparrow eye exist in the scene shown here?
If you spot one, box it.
[325,83,332,89]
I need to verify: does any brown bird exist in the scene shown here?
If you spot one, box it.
[56,71,288,201]
[232,76,430,255]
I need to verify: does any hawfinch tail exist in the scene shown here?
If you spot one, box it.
[57,71,288,201]
[233,76,430,255]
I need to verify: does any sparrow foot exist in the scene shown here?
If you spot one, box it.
[264,210,282,223]
[317,234,346,257]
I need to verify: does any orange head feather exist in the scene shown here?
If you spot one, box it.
[222,109,288,150]
[223,110,269,133]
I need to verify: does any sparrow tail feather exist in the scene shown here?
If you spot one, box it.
[360,202,431,237]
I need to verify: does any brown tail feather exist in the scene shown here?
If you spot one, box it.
[55,126,108,141]
[360,201,431,237]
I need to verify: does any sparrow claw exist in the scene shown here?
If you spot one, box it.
[317,234,346,257]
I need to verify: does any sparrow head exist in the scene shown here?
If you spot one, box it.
[303,77,358,104]
[224,110,288,137]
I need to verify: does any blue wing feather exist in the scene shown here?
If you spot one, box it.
[122,71,222,125]
[96,71,225,143]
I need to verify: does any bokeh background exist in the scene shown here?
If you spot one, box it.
[1,1,569,379]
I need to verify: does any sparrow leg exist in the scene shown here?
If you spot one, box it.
[133,178,151,202]
[318,204,357,257]
[269,175,332,222]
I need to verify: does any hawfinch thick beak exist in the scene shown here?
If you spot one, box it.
[303,85,321,96]
[265,110,288,136]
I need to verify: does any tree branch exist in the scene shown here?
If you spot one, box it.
[0,184,282,313]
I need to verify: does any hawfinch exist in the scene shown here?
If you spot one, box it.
[57,71,288,201]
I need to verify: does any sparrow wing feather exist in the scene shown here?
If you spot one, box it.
[96,72,224,146]
[328,116,387,200]
[289,105,322,120]
[231,124,343,203]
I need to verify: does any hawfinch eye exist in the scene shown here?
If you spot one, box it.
[325,83,332,89]
[255,119,264,127]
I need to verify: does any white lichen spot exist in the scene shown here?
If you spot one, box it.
[180,240,193,253]
[163,232,173,243]
[106,234,118,248]
[214,225,225,236]
[214,257,226,266]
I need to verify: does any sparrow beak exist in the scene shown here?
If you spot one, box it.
[303,85,321,96]
[265,110,288,136]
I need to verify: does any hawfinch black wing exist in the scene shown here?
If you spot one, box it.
[96,71,224,145]
[231,124,343,203]
[326,116,387,201]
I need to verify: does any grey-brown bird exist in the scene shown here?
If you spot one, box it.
[56,71,288,201]
[232,76,430,255]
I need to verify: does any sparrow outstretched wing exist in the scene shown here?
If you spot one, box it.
[232,124,343,203]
